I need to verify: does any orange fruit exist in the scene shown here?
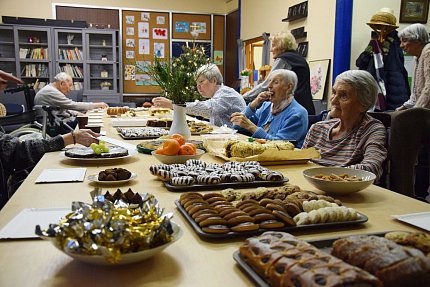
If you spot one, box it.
[155,147,165,155]
[182,142,197,153]
[178,144,196,155]
[171,134,186,146]
[162,139,181,155]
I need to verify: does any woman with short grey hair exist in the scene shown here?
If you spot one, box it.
[242,30,315,115]
[153,64,246,127]
[396,23,430,110]
[231,69,308,146]
[303,70,387,181]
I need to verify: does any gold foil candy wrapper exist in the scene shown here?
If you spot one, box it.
[35,189,173,264]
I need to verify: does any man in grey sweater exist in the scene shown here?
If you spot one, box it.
[34,72,108,129]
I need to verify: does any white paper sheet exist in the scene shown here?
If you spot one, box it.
[392,211,430,232]
[35,168,86,183]
[0,208,69,239]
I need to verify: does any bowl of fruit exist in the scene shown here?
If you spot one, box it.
[151,134,205,164]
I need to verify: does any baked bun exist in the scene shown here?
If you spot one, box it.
[107,107,130,115]
[143,102,153,108]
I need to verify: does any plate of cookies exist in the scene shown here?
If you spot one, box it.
[175,185,368,239]
[87,168,137,185]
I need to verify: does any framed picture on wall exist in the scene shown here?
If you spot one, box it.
[399,0,429,23]
[309,59,330,100]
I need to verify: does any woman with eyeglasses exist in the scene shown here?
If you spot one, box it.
[396,23,430,110]
[303,70,387,181]
[152,64,246,127]
[230,69,308,147]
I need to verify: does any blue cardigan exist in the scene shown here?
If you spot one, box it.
[235,99,308,147]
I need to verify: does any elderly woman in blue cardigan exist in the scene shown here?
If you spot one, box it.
[231,69,308,147]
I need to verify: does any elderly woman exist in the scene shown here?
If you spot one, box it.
[152,63,246,128]
[396,23,430,110]
[302,70,387,180]
[231,69,308,146]
[242,31,315,115]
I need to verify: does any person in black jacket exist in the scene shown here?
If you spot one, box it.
[0,70,99,208]
[242,31,315,115]
[356,8,410,111]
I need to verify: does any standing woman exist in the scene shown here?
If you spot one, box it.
[242,31,315,115]
[396,23,430,110]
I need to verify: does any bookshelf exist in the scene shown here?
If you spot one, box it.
[84,29,118,100]
[54,28,84,91]
[0,24,121,102]
[15,26,52,88]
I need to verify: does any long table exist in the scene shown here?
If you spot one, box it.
[0,116,429,287]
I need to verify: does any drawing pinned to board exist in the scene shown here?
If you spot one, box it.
[138,22,149,38]
[153,28,168,39]
[156,16,165,25]
[174,21,189,33]
[135,74,157,86]
[126,50,135,59]
[135,61,150,73]
[214,50,224,65]
[125,15,135,24]
[125,38,135,48]
[154,43,165,58]
[309,59,330,100]
[126,27,135,36]
[141,12,150,21]
[191,22,206,33]
[139,39,150,55]
[124,65,136,81]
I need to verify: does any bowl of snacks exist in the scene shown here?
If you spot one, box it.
[36,189,182,265]
[303,167,376,194]
[151,135,205,164]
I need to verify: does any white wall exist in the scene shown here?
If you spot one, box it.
[241,0,336,101]
[351,0,430,69]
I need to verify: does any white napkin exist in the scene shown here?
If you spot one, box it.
[35,168,86,183]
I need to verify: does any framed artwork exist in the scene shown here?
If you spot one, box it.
[309,59,330,100]
[399,0,429,23]
[297,41,308,57]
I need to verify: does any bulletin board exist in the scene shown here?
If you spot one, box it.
[122,10,169,94]
[172,13,211,40]
[213,15,225,74]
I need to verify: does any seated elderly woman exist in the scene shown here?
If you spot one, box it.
[152,63,246,128]
[230,69,308,146]
[302,70,387,181]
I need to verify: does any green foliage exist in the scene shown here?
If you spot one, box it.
[145,45,211,105]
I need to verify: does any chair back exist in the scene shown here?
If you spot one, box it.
[389,108,430,198]
[368,111,393,188]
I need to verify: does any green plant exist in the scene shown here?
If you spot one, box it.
[145,45,211,105]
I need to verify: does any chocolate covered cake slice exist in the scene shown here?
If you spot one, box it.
[65,147,95,158]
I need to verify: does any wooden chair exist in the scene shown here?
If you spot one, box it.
[389,108,430,199]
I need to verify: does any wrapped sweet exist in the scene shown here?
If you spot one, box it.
[36,189,174,264]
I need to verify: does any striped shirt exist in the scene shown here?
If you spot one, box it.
[302,114,387,180]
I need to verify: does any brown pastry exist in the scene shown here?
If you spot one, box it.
[227,215,255,226]
[199,217,228,227]
[259,220,285,229]
[231,222,260,232]
[332,235,430,287]
[239,232,382,287]
[202,225,230,234]
[272,210,296,226]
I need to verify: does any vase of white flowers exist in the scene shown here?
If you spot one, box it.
[145,45,210,138]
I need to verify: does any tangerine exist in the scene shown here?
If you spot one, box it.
[162,139,181,155]
[171,134,186,146]
[178,144,196,155]
[154,147,165,155]
[182,142,197,153]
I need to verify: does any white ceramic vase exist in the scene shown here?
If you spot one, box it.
[169,104,191,139]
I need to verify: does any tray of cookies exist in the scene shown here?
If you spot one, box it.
[175,185,368,239]
[234,231,430,287]
[149,160,288,192]
[117,127,169,139]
